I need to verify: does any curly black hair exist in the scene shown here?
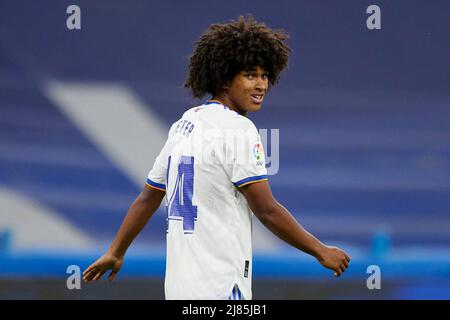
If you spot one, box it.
[184,15,291,98]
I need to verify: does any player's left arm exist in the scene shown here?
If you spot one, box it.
[240,180,351,276]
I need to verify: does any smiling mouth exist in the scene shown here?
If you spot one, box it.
[250,94,264,104]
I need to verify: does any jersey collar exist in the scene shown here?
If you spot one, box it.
[205,99,230,110]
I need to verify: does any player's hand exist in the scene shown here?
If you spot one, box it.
[316,245,351,277]
[82,252,124,282]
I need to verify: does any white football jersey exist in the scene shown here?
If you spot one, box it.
[146,100,267,300]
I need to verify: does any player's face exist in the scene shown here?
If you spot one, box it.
[221,66,269,115]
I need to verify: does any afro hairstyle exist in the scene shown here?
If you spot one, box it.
[184,15,291,98]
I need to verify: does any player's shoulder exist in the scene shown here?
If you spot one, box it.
[218,112,258,136]
[202,104,256,131]
[170,102,257,134]
[181,105,205,118]
[232,113,257,130]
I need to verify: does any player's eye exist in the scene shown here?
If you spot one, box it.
[262,73,269,80]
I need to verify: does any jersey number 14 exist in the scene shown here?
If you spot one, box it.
[167,156,198,233]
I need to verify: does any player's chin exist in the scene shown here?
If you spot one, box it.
[248,102,263,112]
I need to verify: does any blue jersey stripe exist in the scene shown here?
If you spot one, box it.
[166,156,171,191]
[228,285,244,300]
[233,175,268,188]
[146,178,166,190]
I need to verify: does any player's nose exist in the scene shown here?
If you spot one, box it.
[255,77,268,91]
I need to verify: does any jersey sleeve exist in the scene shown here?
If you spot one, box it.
[146,125,175,192]
[228,120,268,188]
[146,146,168,192]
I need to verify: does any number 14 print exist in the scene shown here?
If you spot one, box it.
[167,156,198,233]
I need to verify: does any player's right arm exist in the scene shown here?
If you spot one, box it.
[82,185,165,282]
[240,180,351,277]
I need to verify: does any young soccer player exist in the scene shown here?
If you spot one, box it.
[83,15,350,300]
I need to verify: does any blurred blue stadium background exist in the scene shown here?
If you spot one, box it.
[1,0,450,299]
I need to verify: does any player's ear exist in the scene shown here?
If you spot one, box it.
[221,81,231,92]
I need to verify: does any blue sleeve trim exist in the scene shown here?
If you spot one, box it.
[233,175,268,188]
[146,178,166,191]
